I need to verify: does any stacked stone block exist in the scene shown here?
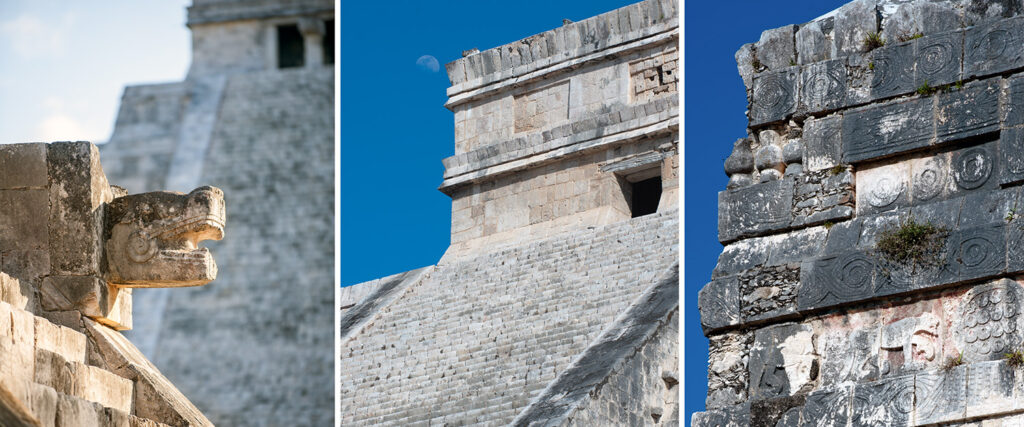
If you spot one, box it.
[0,142,211,426]
[697,0,1024,425]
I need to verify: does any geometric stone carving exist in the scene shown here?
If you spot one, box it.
[915,368,967,425]
[750,68,798,126]
[946,223,1005,281]
[1001,128,1024,185]
[965,361,1015,418]
[870,41,915,100]
[820,328,879,387]
[850,375,915,426]
[954,278,1019,360]
[909,155,948,202]
[800,385,851,427]
[699,276,740,333]
[798,251,875,310]
[718,179,794,242]
[936,80,1000,144]
[914,30,962,88]
[800,59,846,114]
[842,98,933,163]
[964,17,1024,78]
[802,115,842,172]
[954,279,1022,362]
[857,162,908,214]
[105,186,225,288]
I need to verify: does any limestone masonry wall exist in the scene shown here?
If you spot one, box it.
[0,142,212,426]
[696,0,1024,425]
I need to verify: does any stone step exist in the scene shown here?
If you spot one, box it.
[34,348,133,413]
[33,317,85,365]
[52,390,170,427]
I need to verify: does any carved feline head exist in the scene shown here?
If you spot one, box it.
[105,186,226,287]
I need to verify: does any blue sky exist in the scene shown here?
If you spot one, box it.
[0,1,190,144]
[683,0,850,422]
[339,0,645,285]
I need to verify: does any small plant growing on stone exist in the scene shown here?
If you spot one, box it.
[874,217,949,272]
[897,32,924,42]
[1006,350,1024,368]
[823,221,835,230]
[916,81,936,96]
[829,164,847,175]
[954,80,964,90]
[863,32,885,51]
[789,58,798,66]
[868,61,875,70]
[751,58,764,72]
[942,351,964,371]
[1007,208,1018,222]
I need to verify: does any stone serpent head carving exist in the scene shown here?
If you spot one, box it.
[105,186,225,287]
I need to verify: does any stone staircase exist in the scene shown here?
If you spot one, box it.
[0,299,175,426]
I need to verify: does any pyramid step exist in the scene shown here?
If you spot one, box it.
[33,317,85,364]
[34,349,132,413]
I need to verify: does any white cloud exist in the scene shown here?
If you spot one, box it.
[36,113,98,142]
[416,55,440,73]
[1,13,73,58]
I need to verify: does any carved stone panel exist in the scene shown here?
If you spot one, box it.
[915,368,967,425]
[936,80,1001,144]
[749,324,817,401]
[870,41,916,100]
[946,223,1006,281]
[879,313,941,376]
[856,162,909,215]
[1005,76,1024,127]
[842,98,933,163]
[909,154,949,203]
[954,280,1023,362]
[797,251,875,310]
[1009,213,1024,274]
[799,60,846,114]
[914,30,963,88]
[966,361,1015,418]
[952,143,998,191]
[750,68,798,126]
[799,386,850,427]
[850,375,915,426]
[699,276,740,333]
[820,328,879,387]
[964,17,1024,78]
[718,179,795,242]
[1000,128,1024,185]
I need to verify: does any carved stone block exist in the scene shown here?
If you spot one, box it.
[842,98,933,163]
[802,115,842,172]
[958,187,1019,228]
[718,179,794,243]
[965,16,1024,79]
[800,60,846,114]
[915,367,967,425]
[750,68,798,126]
[699,276,740,333]
[47,142,114,276]
[914,30,963,88]
[0,143,47,190]
[800,385,850,427]
[748,324,816,400]
[946,223,1005,282]
[966,361,1015,418]
[797,251,875,310]
[713,238,771,278]
[908,153,951,204]
[691,405,751,427]
[1009,211,1024,274]
[820,328,879,387]
[105,186,225,288]
[1001,127,1024,185]
[870,41,916,100]
[750,394,805,427]
[879,313,941,375]
[856,162,909,215]
[39,276,131,331]
[953,279,1023,362]
[936,80,1001,144]
[850,375,915,426]
[1005,75,1024,127]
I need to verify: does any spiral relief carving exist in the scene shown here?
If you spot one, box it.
[868,176,905,208]
[913,165,944,201]
[958,282,1021,360]
[918,39,954,76]
[953,147,993,190]
[752,71,795,124]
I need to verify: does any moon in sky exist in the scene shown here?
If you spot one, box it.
[416,55,440,73]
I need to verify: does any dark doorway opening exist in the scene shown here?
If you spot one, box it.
[277,24,305,68]
[323,19,335,65]
[630,176,661,218]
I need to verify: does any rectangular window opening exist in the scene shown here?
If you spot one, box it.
[629,175,662,218]
[322,19,335,65]
[277,24,305,69]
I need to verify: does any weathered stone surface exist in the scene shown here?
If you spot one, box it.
[800,60,847,114]
[0,380,41,427]
[707,332,749,409]
[739,264,800,322]
[714,236,771,278]
[1005,75,1024,127]
[0,143,47,190]
[718,179,795,242]
[39,276,130,331]
[105,187,225,288]
[736,43,758,90]
[725,138,755,189]
[34,317,86,364]
[958,187,1018,228]
[55,393,102,427]
[964,16,1024,78]
[882,2,960,47]
[800,385,850,427]
[966,361,1015,418]
[856,161,910,215]
[936,79,1001,143]
[691,404,751,427]
[750,68,798,126]
[962,0,1023,25]
[842,97,933,163]
[915,367,967,425]
[0,190,49,252]
[748,323,816,400]
[870,40,916,99]
[46,142,109,276]
[820,328,879,387]
[946,223,1006,281]
[798,250,875,310]
[954,279,1022,362]
[908,153,951,204]
[832,0,880,57]
[1000,127,1024,185]
[850,375,915,426]
[796,19,831,65]
[699,276,739,333]
[913,29,963,88]
[750,394,805,427]
[756,25,797,70]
